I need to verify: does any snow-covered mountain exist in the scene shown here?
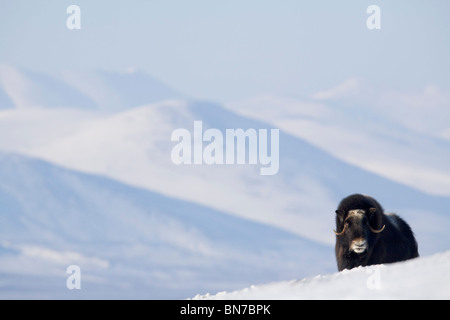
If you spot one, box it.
[225,83,450,197]
[194,250,450,300]
[0,152,333,299]
[0,64,97,110]
[0,64,184,111]
[60,68,186,111]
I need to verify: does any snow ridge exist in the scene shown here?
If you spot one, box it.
[194,251,450,300]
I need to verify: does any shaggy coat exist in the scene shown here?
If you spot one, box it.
[334,194,419,271]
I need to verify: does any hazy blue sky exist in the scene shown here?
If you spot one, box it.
[1,0,449,102]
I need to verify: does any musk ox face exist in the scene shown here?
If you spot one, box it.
[334,208,385,255]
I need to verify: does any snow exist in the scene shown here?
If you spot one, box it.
[194,250,450,300]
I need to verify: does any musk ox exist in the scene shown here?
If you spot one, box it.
[334,194,418,271]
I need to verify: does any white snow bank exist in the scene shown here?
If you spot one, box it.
[194,250,450,300]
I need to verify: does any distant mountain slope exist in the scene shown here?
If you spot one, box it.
[224,88,450,196]
[60,68,186,111]
[0,85,15,110]
[0,64,184,111]
[0,64,97,109]
[0,152,333,299]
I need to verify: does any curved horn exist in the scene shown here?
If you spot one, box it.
[369,224,385,233]
[333,224,346,236]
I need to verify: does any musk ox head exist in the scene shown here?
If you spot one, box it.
[334,208,385,254]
